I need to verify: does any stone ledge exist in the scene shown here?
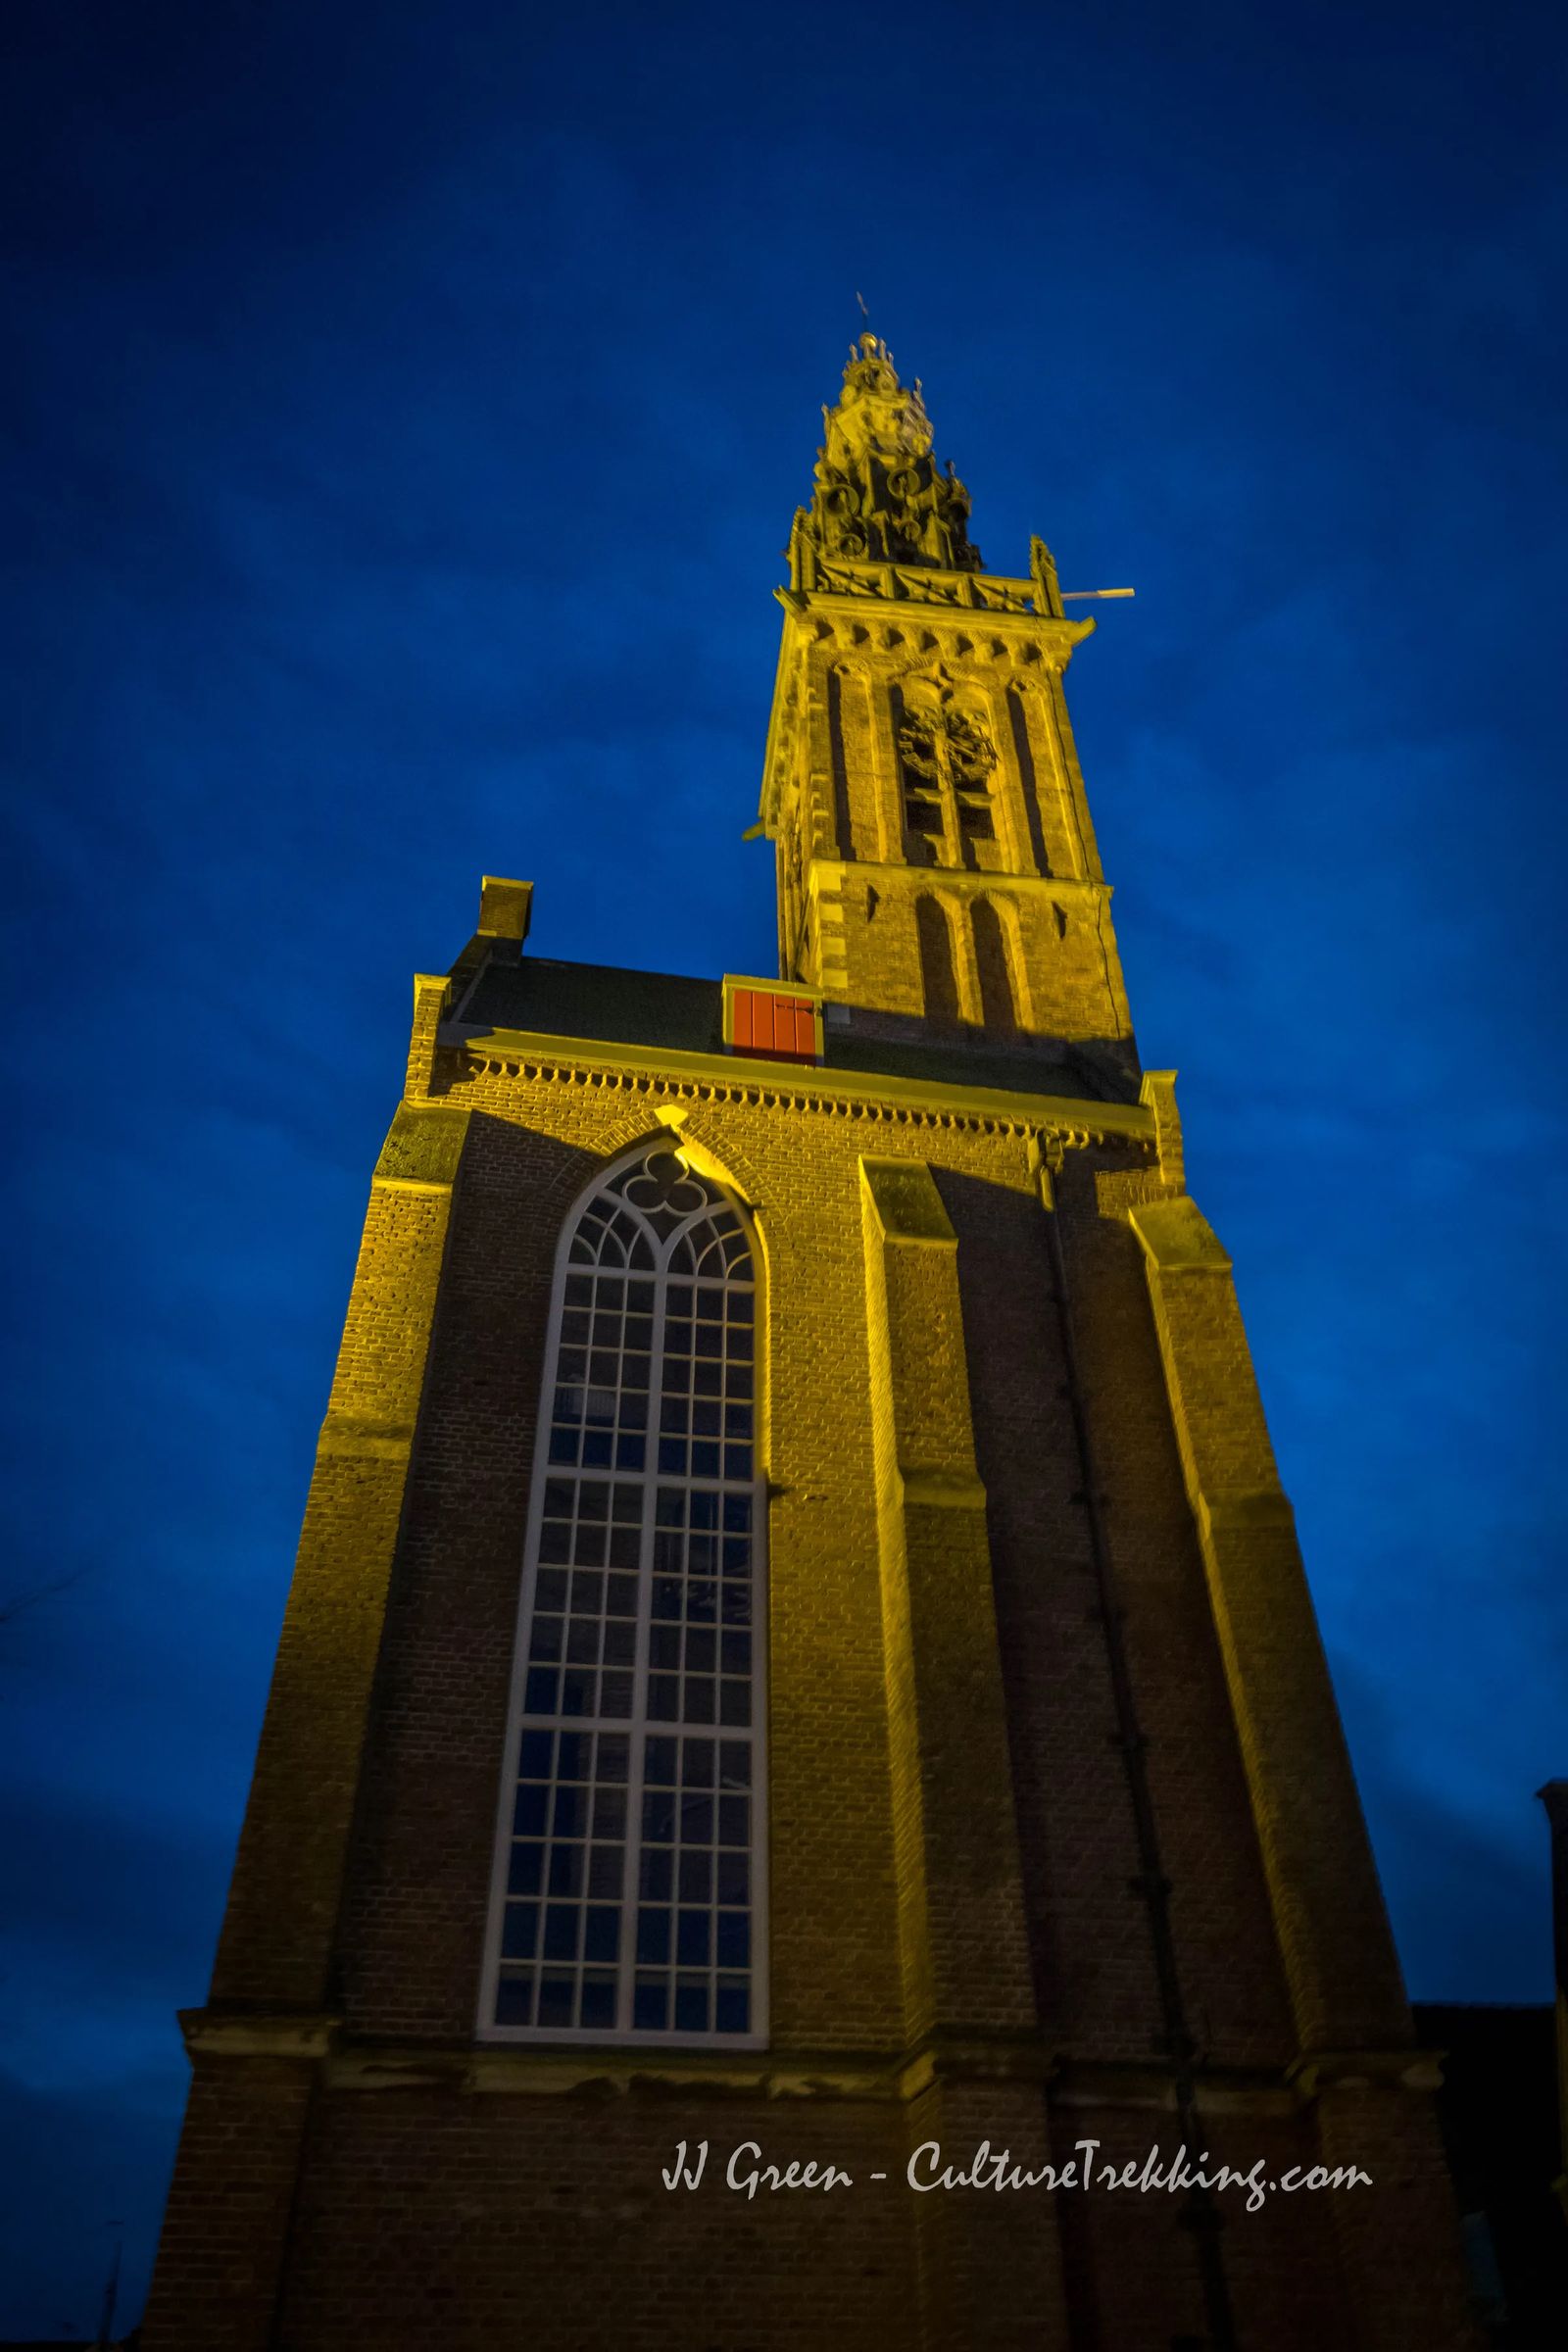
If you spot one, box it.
[1128,1195,1233,1273]
[179,2007,342,2061]
[174,2013,1407,2118]
[444,1029,1152,1150]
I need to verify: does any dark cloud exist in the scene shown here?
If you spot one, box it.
[1329,1657,1554,2002]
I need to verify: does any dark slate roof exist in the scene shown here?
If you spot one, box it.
[826,1029,1125,1102]
[458,957,1134,1106]
[464,958,724,1055]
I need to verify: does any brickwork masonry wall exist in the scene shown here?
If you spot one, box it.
[141,1046,1477,2352]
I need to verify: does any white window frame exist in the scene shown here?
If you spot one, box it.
[477,1139,769,2051]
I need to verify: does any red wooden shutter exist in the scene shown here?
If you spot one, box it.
[789,998,815,1055]
[725,983,819,1064]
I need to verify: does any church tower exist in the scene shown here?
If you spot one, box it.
[763,332,1132,1094]
[142,338,1478,2352]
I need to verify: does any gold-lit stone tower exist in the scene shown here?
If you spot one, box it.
[143,336,1478,2352]
[765,335,1132,1085]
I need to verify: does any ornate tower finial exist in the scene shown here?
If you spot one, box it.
[794,337,982,578]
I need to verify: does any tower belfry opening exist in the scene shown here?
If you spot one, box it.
[141,338,1478,2352]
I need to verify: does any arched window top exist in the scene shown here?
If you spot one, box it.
[566,1149,754,1279]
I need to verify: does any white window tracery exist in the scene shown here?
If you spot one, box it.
[480,1143,767,2046]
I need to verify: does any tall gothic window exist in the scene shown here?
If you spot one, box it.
[898,695,998,861]
[481,1144,766,2047]
[949,713,997,845]
[895,690,944,862]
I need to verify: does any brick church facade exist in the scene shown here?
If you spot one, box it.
[143,336,1478,2349]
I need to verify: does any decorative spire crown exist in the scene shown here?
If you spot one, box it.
[798,332,982,575]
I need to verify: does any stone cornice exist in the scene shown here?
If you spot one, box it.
[807,859,1112,905]
[779,575,1095,634]
[438,1021,1153,1151]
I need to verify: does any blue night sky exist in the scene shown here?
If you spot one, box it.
[2,0,1564,2331]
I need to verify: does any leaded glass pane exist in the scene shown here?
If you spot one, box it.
[489,1144,764,2043]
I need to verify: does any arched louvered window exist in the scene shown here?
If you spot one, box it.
[481,1143,766,2047]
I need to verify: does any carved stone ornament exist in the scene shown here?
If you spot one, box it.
[897,706,998,784]
[799,335,984,577]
